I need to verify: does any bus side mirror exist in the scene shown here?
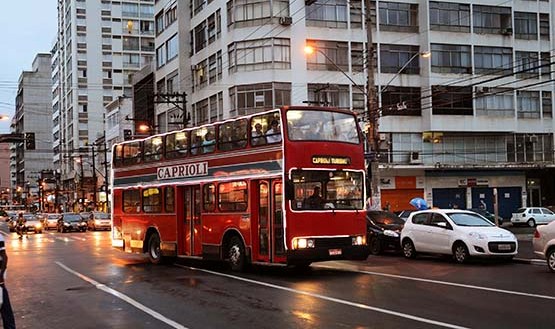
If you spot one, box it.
[285,180,295,200]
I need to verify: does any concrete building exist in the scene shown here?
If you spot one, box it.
[149,1,555,216]
[53,0,155,209]
[11,53,54,207]
[0,143,11,204]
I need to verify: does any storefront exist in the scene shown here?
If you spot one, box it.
[380,175,425,212]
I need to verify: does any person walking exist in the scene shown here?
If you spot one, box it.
[0,233,16,329]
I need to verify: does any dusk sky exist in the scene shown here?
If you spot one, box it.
[0,0,57,133]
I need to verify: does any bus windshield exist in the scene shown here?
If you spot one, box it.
[291,170,364,210]
[286,110,360,144]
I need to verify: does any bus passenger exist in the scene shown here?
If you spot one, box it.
[266,120,282,143]
[304,186,325,209]
[191,135,202,155]
[251,123,266,146]
[202,131,216,153]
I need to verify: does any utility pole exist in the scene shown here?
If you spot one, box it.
[79,154,85,208]
[91,145,97,209]
[365,0,380,209]
[102,135,109,212]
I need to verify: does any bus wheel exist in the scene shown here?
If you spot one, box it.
[228,236,245,272]
[148,234,162,264]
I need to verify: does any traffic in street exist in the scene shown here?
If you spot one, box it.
[2,221,552,329]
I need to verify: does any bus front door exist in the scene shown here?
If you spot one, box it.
[256,180,284,263]
[182,185,202,256]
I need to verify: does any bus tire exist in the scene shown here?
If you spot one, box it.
[148,233,163,264]
[227,236,246,272]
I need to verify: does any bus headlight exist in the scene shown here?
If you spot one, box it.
[352,235,366,246]
[292,238,315,249]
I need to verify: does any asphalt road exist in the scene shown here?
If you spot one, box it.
[1,223,553,329]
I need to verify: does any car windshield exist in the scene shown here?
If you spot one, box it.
[48,214,60,219]
[447,212,494,227]
[64,214,82,222]
[94,213,110,219]
[286,110,360,144]
[23,214,36,220]
[368,212,404,225]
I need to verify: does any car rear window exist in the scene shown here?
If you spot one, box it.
[515,208,526,213]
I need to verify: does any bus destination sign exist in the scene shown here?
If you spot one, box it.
[312,156,351,165]
[157,162,208,180]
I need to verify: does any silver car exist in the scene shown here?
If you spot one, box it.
[533,221,555,272]
[511,207,555,227]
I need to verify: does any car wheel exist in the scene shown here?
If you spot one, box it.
[227,236,246,271]
[453,242,469,264]
[369,236,382,255]
[402,239,417,259]
[547,249,555,273]
[148,233,163,264]
[527,219,536,227]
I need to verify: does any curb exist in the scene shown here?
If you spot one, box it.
[513,257,547,265]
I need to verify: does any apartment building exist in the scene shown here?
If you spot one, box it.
[11,53,54,206]
[53,0,155,208]
[151,0,554,215]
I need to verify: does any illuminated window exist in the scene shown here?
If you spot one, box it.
[142,188,162,213]
[165,187,175,212]
[219,181,248,212]
[123,189,141,213]
[203,184,216,211]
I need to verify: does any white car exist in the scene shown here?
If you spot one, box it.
[511,207,555,227]
[533,221,555,272]
[401,209,518,263]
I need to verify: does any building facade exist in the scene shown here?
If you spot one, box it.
[53,0,155,209]
[11,53,54,207]
[149,0,555,215]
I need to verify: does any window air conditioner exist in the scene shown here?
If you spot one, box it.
[501,27,513,35]
[410,151,422,164]
[279,16,292,26]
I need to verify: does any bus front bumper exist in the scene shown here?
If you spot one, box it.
[287,245,369,264]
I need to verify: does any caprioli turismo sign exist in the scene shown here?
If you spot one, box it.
[157,162,208,180]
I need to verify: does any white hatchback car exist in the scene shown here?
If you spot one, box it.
[401,209,518,263]
[533,221,555,272]
[511,207,555,227]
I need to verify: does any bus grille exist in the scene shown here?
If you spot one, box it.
[314,237,352,249]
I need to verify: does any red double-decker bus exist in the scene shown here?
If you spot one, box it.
[111,106,369,270]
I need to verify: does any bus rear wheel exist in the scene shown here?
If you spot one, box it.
[227,236,246,272]
[148,234,163,264]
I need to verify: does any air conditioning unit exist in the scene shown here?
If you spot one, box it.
[501,27,513,35]
[279,16,292,26]
[476,86,491,94]
[379,133,388,141]
[410,151,422,164]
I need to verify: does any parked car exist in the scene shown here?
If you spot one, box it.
[86,212,111,231]
[396,210,415,222]
[511,207,555,227]
[533,221,555,272]
[469,208,503,225]
[44,213,61,230]
[401,209,518,263]
[22,214,43,234]
[366,211,405,255]
[57,213,87,233]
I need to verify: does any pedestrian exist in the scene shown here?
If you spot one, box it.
[0,233,16,329]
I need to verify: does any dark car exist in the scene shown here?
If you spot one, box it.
[57,213,87,233]
[86,212,111,231]
[366,211,405,255]
[470,208,503,225]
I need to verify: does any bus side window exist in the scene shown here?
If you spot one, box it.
[144,136,163,162]
[203,184,215,212]
[165,187,175,212]
[123,189,141,213]
[142,188,162,213]
[218,181,248,212]
[166,131,188,159]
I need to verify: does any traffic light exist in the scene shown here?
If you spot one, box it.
[25,132,35,150]
[123,129,132,141]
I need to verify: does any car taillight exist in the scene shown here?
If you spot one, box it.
[534,230,541,238]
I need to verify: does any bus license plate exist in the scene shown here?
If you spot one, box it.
[329,249,342,256]
[498,244,511,251]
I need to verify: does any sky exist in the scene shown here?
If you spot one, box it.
[0,1,58,133]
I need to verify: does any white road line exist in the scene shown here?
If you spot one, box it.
[0,230,8,237]
[174,264,469,329]
[56,261,188,329]
[314,263,555,301]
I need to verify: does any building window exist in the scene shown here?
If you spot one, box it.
[517,90,540,118]
[122,2,139,17]
[228,38,291,72]
[473,5,512,35]
[193,21,207,53]
[155,12,164,34]
[156,78,165,93]
[306,0,348,28]
[305,40,348,71]
[122,36,139,51]
[166,71,178,94]
[350,0,363,28]
[229,82,291,116]
[227,0,289,28]
[514,12,537,40]
[475,88,514,117]
[307,84,350,109]
[378,1,418,32]
[540,13,550,40]
[218,181,248,212]
[432,85,473,115]
[542,91,552,118]
[351,42,364,72]
[379,44,419,74]
[156,45,165,68]
[431,43,471,74]
[515,51,539,77]
[381,87,421,116]
[166,34,178,62]
[165,6,177,26]
[474,46,513,74]
[429,2,470,32]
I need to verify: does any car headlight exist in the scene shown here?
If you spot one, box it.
[352,235,366,246]
[383,230,399,238]
[469,232,487,240]
[63,222,70,226]
[79,222,86,226]
[95,220,101,224]
[35,223,42,229]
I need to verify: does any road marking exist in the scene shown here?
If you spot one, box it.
[174,264,469,329]
[56,261,188,329]
[314,263,555,301]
